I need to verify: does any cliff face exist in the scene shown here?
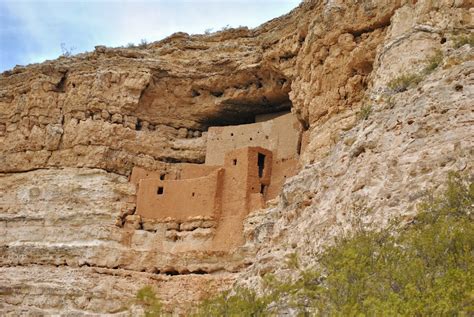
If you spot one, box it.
[0,0,472,315]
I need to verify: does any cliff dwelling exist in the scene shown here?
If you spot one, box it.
[126,112,302,252]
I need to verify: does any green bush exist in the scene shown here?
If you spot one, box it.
[193,173,474,316]
[138,39,149,49]
[388,49,444,93]
[356,104,373,121]
[126,39,149,49]
[194,288,274,317]
[453,33,474,49]
[60,42,75,57]
[136,286,164,317]
[423,49,443,74]
[387,73,423,93]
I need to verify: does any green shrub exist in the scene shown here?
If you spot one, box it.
[357,104,373,121]
[193,173,474,316]
[453,33,474,49]
[126,39,148,49]
[221,24,231,31]
[136,286,164,317]
[194,288,271,317]
[60,42,75,57]
[387,73,423,93]
[285,252,300,270]
[138,39,149,49]
[388,49,444,93]
[423,49,443,74]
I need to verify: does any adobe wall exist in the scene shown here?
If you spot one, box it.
[130,164,220,186]
[205,113,302,165]
[136,168,224,221]
[212,147,273,250]
[221,146,273,202]
[219,148,255,213]
[130,166,165,186]
[179,164,221,180]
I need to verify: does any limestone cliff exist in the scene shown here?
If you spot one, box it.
[0,0,472,315]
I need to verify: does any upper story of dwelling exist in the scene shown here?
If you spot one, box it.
[205,112,302,165]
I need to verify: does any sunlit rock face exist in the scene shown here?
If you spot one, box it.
[0,0,472,314]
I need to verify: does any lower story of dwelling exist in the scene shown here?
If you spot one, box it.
[132,146,299,222]
[121,148,298,251]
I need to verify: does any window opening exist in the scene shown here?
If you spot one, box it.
[135,120,142,131]
[258,153,266,177]
[157,186,164,195]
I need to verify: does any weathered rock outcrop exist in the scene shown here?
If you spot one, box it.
[0,0,472,315]
[240,0,473,288]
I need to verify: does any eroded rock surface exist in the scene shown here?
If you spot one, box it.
[239,0,473,288]
[0,0,472,315]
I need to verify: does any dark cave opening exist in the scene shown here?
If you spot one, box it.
[198,92,292,127]
[53,72,68,93]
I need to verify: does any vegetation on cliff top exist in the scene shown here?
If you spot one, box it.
[138,172,473,316]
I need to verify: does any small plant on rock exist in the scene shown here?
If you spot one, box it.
[285,252,300,270]
[138,39,149,49]
[136,286,164,317]
[453,33,474,48]
[357,104,373,121]
[422,49,443,74]
[388,49,444,93]
[60,42,75,57]
[194,287,270,317]
[126,39,149,49]
[221,24,231,31]
[387,73,423,93]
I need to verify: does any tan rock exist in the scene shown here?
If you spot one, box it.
[177,127,188,138]
[111,113,123,124]
[124,215,142,230]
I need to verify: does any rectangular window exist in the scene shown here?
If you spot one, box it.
[233,159,237,165]
[157,186,164,195]
[258,153,266,177]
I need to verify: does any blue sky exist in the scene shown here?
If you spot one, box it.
[0,0,300,72]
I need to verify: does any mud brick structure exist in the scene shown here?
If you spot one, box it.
[131,112,302,250]
[205,111,302,165]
